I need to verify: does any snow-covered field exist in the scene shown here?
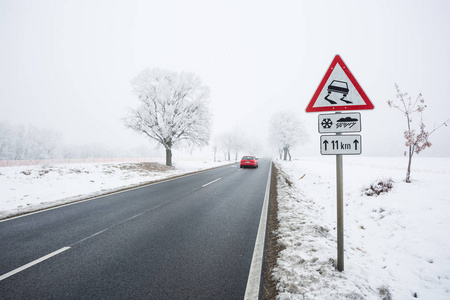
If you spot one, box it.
[274,156,450,300]
[0,160,231,219]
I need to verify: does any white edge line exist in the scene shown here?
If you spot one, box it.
[202,178,222,188]
[0,246,71,281]
[244,162,272,299]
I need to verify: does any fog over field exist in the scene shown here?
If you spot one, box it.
[1,0,449,158]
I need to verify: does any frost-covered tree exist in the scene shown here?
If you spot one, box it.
[230,131,245,161]
[388,84,449,183]
[217,132,234,161]
[269,111,308,161]
[216,130,247,161]
[125,68,212,166]
[0,123,61,160]
[0,122,13,159]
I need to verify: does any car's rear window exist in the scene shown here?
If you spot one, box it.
[242,156,254,160]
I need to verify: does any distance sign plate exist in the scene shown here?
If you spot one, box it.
[320,135,362,155]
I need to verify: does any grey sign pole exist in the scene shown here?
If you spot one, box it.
[334,110,344,272]
[336,136,344,271]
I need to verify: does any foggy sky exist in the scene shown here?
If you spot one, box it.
[1,0,449,157]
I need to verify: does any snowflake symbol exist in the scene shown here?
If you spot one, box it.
[321,118,333,129]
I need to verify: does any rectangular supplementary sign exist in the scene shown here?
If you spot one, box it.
[320,135,362,155]
[318,113,361,133]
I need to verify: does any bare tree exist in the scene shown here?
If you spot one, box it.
[125,68,212,166]
[269,111,308,160]
[388,84,448,183]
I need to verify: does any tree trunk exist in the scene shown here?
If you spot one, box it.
[227,149,230,161]
[165,148,173,166]
[283,147,288,161]
[279,149,283,160]
[288,150,291,161]
[406,146,413,183]
[405,115,413,183]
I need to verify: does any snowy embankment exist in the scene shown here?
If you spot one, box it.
[274,156,450,300]
[0,160,232,220]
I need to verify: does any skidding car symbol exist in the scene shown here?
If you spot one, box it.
[324,80,352,104]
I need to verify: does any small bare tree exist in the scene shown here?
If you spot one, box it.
[388,84,448,183]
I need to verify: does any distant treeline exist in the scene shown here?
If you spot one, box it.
[0,122,156,160]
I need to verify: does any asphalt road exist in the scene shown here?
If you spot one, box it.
[0,158,271,299]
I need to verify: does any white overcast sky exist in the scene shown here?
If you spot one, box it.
[1,0,449,156]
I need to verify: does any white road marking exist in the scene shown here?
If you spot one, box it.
[244,162,272,299]
[0,247,71,281]
[73,229,108,245]
[71,201,177,247]
[201,178,222,188]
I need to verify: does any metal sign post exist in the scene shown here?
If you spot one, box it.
[336,133,344,271]
[306,54,374,272]
[320,113,362,272]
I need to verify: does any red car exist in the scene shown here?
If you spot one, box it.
[240,156,258,168]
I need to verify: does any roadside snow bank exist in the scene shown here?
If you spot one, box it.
[274,156,450,300]
[0,160,231,219]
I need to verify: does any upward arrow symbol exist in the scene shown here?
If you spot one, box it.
[323,140,329,151]
[353,139,359,150]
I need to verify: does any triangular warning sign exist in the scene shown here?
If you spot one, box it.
[306,55,374,112]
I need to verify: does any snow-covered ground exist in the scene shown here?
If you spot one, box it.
[2,156,449,299]
[0,160,231,219]
[274,156,450,300]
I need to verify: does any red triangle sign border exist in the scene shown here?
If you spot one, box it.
[306,55,374,112]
